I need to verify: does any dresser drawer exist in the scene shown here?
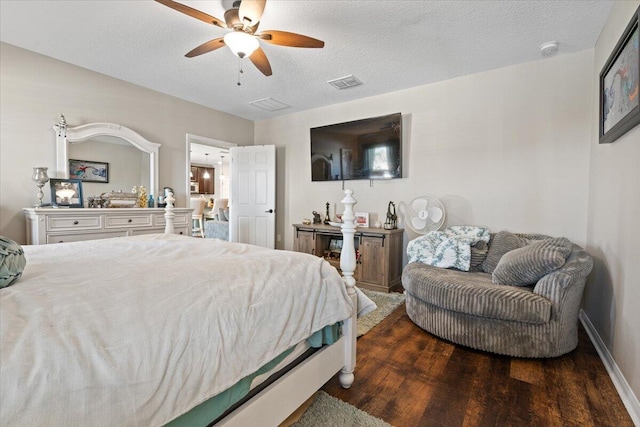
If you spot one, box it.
[131,227,188,237]
[174,227,188,236]
[105,214,153,228]
[47,231,128,244]
[48,215,102,231]
[153,212,189,227]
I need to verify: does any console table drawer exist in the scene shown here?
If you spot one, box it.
[47,231,128,244]
[105,215,153,228]
[48,215,102,231]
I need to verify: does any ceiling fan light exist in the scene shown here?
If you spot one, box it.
[224,31,259,58]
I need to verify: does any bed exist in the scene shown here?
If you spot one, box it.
[0,190,363,426]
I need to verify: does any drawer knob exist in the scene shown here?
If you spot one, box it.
[58,240,64,243]
[73,221,79,225]
[128,219,133,223]
[179,232,183,235]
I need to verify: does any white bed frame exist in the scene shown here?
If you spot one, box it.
[164,190,358,426]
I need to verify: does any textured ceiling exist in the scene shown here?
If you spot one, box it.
[0,0,613,122]
[190,142,229,165]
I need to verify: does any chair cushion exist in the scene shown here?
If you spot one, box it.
[403,263,552,324]
[481,231,528,274]
[204,220,229,241]
[0,237,26,288]
[492,237,572,286]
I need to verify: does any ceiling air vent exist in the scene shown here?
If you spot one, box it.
[327,75,362,90]
[249,97,291,112]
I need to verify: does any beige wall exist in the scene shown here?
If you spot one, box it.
[0,43,254,243]
[256,50,594,255]
[585,0,640,408]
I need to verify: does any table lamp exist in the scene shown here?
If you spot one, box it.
[31,167,49,208]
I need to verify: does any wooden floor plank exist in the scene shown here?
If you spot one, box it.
[322,303,633,427]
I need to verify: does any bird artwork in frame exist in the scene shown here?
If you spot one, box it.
[599,6,640,144]
[69,159,109,183]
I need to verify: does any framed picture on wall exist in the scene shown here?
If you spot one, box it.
[50,178,83,208]
[69,159,109,183]
[599,6,640,144]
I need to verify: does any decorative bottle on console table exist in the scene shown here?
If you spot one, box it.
[324,202,331,224]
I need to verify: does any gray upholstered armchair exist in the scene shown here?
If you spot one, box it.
[204,207,229,241]
[402,232,593,358]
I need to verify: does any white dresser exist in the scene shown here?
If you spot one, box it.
[23,208,193,245]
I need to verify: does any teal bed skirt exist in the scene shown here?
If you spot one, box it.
[165,323,341,426]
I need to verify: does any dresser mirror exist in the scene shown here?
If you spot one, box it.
[55,116,160,206]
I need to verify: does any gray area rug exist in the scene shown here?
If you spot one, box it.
[293,391,392,427]
[358,289,405,337]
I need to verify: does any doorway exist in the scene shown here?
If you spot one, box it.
[186,134,236,237]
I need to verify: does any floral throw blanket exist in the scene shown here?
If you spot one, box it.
[407,226,491,271]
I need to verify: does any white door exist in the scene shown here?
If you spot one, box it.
[229,145,276,248]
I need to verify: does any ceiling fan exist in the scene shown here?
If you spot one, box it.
[156,0,325,77]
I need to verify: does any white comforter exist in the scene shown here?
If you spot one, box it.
[0,234,354,426]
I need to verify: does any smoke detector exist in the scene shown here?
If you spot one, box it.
[540,41,558,57]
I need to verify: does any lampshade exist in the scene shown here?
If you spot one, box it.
[224,31,259,59]
[31,167,49,185]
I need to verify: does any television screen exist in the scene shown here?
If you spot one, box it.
[310,113,402,181]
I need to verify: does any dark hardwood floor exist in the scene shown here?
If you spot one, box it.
[322,304,633,427]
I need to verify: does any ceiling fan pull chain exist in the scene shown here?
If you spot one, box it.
[237,58,245,86]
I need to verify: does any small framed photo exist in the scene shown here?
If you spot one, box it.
[599,7,639,144]
[50,178,83,208]
[355,212,369,228]
[69,159,109,183]
[329,238,343,252]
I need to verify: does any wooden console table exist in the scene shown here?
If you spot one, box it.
[23,208,193,245]
[292,223,404,293]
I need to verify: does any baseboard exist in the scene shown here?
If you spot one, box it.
[579,310,640,425]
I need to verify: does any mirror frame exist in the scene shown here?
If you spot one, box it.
[55,118,160,206]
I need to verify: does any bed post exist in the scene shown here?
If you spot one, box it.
[163,192,176,234]
[339,189,357,389]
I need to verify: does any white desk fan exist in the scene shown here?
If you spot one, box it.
[403,195,446,234]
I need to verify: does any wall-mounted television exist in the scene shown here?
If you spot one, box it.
[310,113,402,181]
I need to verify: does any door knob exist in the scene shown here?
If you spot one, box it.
[265,209,274,213]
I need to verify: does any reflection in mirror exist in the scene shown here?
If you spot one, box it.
[68,137,150,198]
[55,116,160,206]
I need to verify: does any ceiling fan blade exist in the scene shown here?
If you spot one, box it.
[239,0,267,28]
[185,37,226,58]
[249,47,272,76]
[155,0,226,29]
[248,21,261,34]
[258,30,324,48]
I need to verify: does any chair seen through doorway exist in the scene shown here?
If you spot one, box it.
[190,197,207,238]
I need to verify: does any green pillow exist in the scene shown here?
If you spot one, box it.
[492,237,573,286]
[0,236,27,288]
